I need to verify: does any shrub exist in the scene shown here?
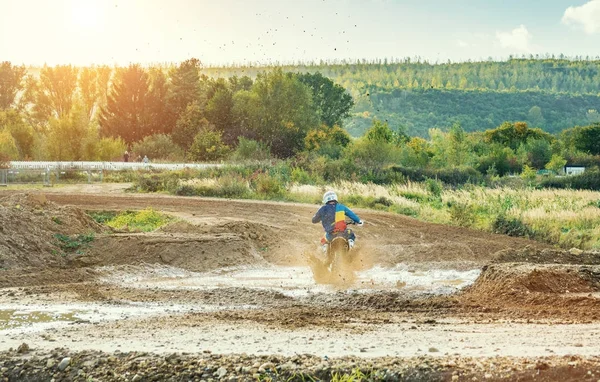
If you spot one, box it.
[492,214,534,238]
[540,168,600,191]
[132,134,184,162]
[252,173,286,198]
[215,175,250,198]
[188,129,230,161]
[95,137,127,161]
[133,172,180,193]
[425,178,443,198]
[449,201,476,227]
[387,165,483,186]
[291,167,317,185]
[232,137,270,161]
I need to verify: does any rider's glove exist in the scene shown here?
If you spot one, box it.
[356,221,364,227]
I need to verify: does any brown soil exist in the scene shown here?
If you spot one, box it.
[0,193,104,269]
[4,188,600,380]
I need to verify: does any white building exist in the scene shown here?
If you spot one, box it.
[564,166,585,176]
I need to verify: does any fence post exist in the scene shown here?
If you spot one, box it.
[0,169,6,186]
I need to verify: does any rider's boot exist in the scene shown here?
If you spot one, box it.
[348,239,355,249]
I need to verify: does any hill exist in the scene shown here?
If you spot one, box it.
[202,58,600,136]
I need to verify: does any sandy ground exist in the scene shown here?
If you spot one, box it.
[2,185,600,381]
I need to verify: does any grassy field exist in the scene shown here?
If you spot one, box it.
[170,176,600,250]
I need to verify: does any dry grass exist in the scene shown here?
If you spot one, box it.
[289,182,600,250]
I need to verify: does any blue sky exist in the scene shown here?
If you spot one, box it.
[1,0,599,65]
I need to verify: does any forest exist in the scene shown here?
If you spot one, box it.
[1,58,600,191]
[204,57,600,136]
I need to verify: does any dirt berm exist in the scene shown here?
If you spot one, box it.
[0,193,104,269]
[459,263,600,321]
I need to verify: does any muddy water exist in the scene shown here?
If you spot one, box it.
[99,264,481,297]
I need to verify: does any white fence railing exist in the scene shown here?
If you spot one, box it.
[8,161,222,171]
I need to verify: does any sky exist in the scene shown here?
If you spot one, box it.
[1,0,599,66]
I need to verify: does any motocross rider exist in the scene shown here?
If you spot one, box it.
[312,191,363,254]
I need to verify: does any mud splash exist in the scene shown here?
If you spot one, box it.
[98,264,480,297]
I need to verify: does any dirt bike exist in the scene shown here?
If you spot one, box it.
[324,220,360,273]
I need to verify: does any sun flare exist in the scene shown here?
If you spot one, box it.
[70,0,102,30]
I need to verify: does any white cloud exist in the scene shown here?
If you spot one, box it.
[562,0,600,34]
[495,25,532,52]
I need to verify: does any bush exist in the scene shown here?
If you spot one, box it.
[540,168,600,191]
[132,134,184,162]
[95,137,127,161]
[188,129,230,161]
[492,214,534,238]
[449,201,476,227]
[387,165,483,186]
[231,137,270,161]
[252,173,286,198]
[425,178,443,198]
[214,175,250,198]
[291,167,317,185]
[133,172,180,193]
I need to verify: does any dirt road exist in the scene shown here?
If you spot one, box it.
[2,188,600,381]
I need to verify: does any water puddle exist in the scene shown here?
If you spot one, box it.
[100,264,481,297]
[0,309,82,330]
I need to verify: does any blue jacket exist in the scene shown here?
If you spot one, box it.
[312,202,360,234]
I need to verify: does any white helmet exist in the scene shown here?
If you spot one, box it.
[322,190,338,204]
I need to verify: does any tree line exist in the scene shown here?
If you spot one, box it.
[0,59,353,161]
[1,59,600,183]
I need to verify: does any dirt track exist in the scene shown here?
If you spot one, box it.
[2,187,600,381]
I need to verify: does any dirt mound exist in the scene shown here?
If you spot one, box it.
[72,233,269,272]
[459,263,600,321]
[0,193,104,269]
[465,263,599,296]
[158,220,303,265]
[493,246,600,265]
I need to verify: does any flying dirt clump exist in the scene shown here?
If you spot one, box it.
[0,193,104,269]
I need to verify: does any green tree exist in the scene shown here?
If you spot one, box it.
[168,58,202,118]
[0,129,18,159]
[0,110,34,159]
[99,65,155,145]
[448,122,469,166]
[304,124,351,159]
[295,72,354,127]
[148,67,175,135]
[37,65,79,119]
[241,70,318,157]
[523,138,552,169]
[546,154,567,174]
[45,106,91,160]
[0,62,26,110]
[365,120,394,143]
[574,123,600,155]
[205,88,235,144]
[172,102,210,151]
[527,106,544,127]
[78,66,100,120]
